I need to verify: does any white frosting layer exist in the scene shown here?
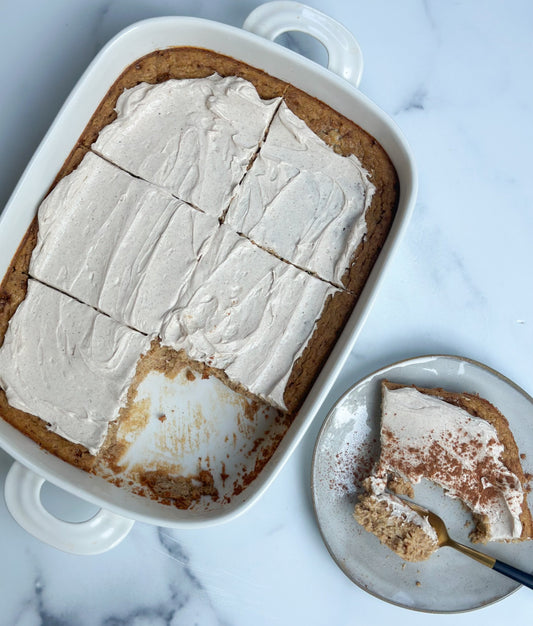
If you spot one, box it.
[92,74,281,217]
[28,150,337,411]
[161,226,337,409]
[377,386,524,541]
[226,102,375,285]
[0,280,149,454]
[30,152,219,335]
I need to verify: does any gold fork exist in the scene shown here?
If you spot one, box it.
[402,499,533,589]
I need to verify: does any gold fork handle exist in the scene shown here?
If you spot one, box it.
[447,538,496,568]
[449,539,533,589]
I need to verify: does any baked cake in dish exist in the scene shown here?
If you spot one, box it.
[0,47,399,502]
[355,381,533,561]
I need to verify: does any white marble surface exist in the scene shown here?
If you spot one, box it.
[1,0,533,623]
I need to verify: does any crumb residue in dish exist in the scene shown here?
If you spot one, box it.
[92,340,295,510]
[139,468,218,508]
[231,410,292,497]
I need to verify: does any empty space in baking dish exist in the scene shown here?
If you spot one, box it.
[95,362,290,511]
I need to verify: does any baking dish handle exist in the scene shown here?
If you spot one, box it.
[4,461,134,555]
[242,1,363,87]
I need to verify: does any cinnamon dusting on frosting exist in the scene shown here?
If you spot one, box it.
[371,385,525,541]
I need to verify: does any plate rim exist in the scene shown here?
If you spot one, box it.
[310,353,533,613]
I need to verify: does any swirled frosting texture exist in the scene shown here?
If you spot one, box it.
[92,74,281,216]
[161,226,336,409]
[5,75,370,449]
[28,150,336,411]
[30,152,219,335]
[226,102,375,285]
[0,280,150,454]
[375,386,524,541]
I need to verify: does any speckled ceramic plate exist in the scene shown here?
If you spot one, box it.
[311,355,533,613]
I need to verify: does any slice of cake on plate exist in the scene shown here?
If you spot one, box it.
[354,485,439,562]
[355,381,533,561]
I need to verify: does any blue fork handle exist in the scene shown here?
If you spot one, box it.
[492,560,533,590]
[450,539,533,589]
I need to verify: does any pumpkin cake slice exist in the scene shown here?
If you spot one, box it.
[30,151,220,336]
[160,224,338,411]
[355,381,533,561]
[225,101,375,287]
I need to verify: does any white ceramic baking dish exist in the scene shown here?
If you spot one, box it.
[0,1,416,554]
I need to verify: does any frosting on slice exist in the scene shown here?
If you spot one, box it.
[225,102,375,285]
[161,225,337,409]
[0,280,150,454]
[374,385,524,541]
[92,74,281,217]
[30,152,219,335]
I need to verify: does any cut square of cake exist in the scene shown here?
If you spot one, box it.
[91,74,281,217]
[225,101,375,286]
[160,225,338,410]
[355,381,533,561]
[30,151,220,336]
[0,279,150,454]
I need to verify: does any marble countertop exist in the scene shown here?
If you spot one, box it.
[1,0,532,623]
